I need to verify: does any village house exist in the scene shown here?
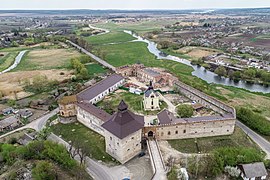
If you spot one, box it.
[238,162,268,180]
[102,101,144,164]
[2,107,15,116]
[0,116,21,132]
[18,109,33,119]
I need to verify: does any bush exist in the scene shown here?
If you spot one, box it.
[237,107,270,136]
[209,147,264,177]
[32,161,57,180]
[177,104,193,118]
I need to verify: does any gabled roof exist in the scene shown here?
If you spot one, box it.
[77,102,111,122]
[77,74,124,102]
[239,162,267,178]
[102,101,144,139]
[144,81,158,97]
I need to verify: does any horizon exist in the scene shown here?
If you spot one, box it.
[1,0,270,10]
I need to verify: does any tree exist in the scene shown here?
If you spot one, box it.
[214,66,227,77]
[79,67,89,79]
[242,68,256,79]
[32,161,57,180]
[177,104,193,118]
[159,41,170,49]
[10,41,19,47]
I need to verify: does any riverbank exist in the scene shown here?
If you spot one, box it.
[124,30,270,93]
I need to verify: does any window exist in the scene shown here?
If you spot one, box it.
[131,137,134,140]
[110,137,112,140]
[136,144,139,146]
[127,149,130,151]
[117,143,119,146]
[168,131,171,135]
[161,132,164,136]
[183,130,186,133]
[175,130,178,134]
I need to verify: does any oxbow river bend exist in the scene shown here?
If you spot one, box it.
[124,30,270,93]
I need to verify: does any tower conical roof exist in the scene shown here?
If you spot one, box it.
[118,100,128,111]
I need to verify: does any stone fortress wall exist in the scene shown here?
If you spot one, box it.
[143,80,236,140]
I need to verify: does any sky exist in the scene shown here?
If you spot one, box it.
[1,0,270,10]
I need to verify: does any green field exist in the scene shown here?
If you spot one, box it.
[51,122,117,164]
[168,127,261,153]
[13,48,81,71]
[96,91,167,115]
[0,51,19,71]
[85,31,135,45]
[86,63,107,76]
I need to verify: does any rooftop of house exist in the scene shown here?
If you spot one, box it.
[58,95,77,105]
[77,102,111,122]
[238,162,267,178]
[0,116,20,128]
[102,100,144,139]
[77,74,124,102]
[18,109,33,117]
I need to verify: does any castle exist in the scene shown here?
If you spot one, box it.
[58,67,236,164]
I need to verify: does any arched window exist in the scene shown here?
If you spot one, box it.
[175,130,178,134]
[168,131,171,135]
[183,130,186,133]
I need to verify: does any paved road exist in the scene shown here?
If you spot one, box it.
[0,50,27,75]
[148,139,167,180]
[67,40,116,71]
[48,133,131,180]
[0,108,59,139]
[236,120,270,159]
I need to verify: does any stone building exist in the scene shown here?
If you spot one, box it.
[102,101,144,164]
[116,64,177,88]
[77,74,125,104]
[58,95,77,117]
[144,109,235,140]
[143,82,160,111]
[77,102,111,136]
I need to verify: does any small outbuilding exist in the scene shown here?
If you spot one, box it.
[238,162,268,180]
[18,109,33,119]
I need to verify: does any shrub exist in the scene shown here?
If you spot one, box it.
[32,161,57,180]
[177,104,193,118]
[237,107,270,136]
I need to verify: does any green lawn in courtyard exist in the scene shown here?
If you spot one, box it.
[85,31,135,45]
[86,63,107,76]
[96,90,167,115]
[168,127,261,154]
[50,122,118,164]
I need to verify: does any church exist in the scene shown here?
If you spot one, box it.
[143,81,160,111]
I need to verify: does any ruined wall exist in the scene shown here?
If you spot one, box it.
[174,81,236,116]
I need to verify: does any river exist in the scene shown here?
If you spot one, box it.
[124,30,270,93]
[0,50,27,75]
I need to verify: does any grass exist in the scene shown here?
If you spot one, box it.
[86,63,107,76]
[50,122,117,164]
[168,127,260,154]
[13,48,81,71]
[85,31,135,45]
[0,51,19,72]
[96,90,167,115]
